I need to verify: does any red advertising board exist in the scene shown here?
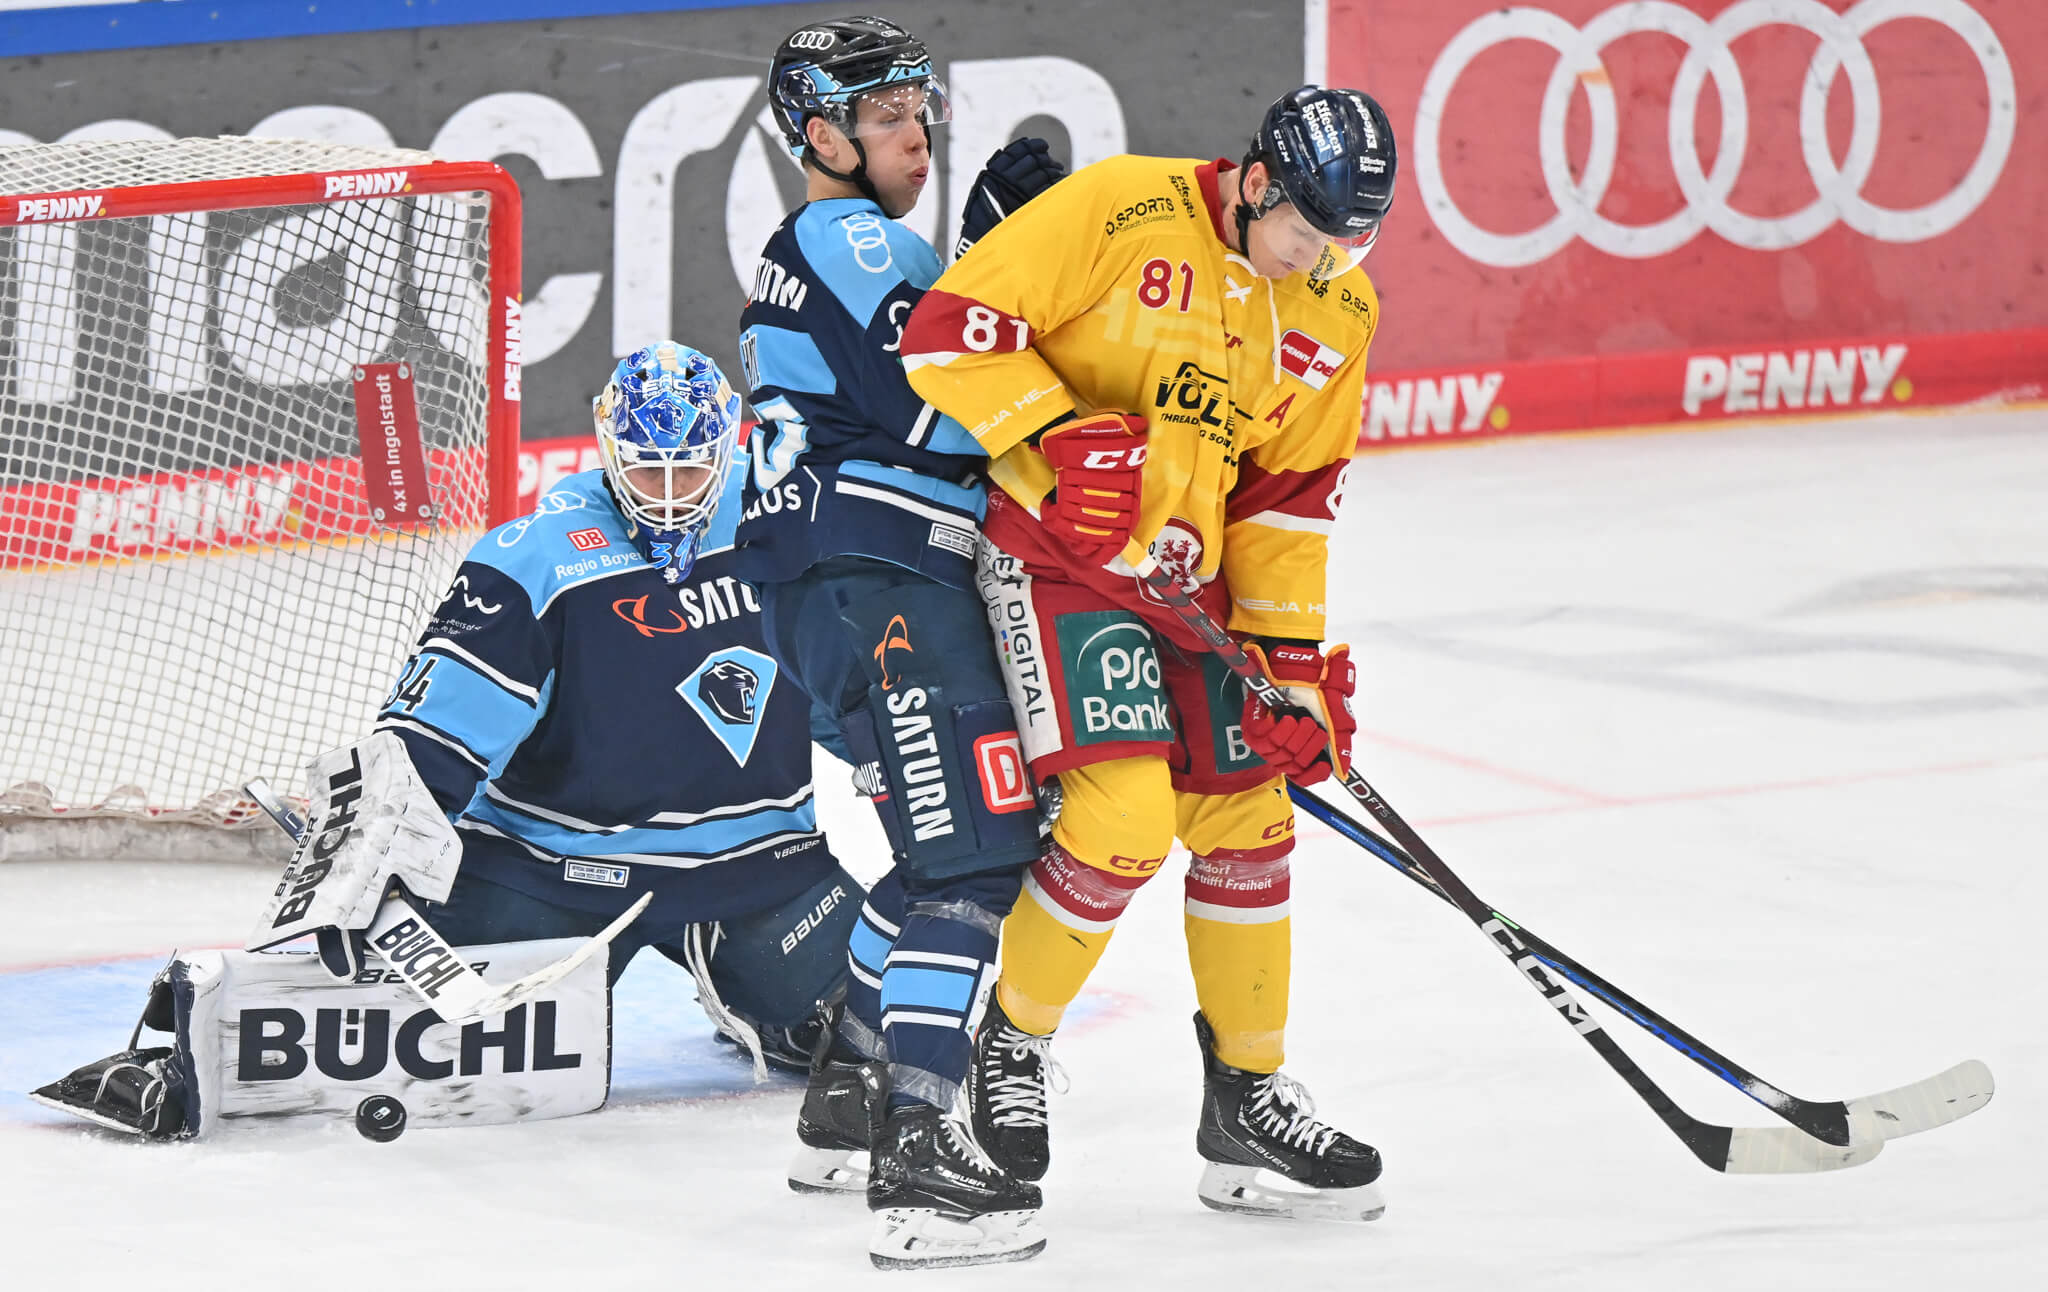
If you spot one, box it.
[0,449,488,572]
[1325,0,2048,442]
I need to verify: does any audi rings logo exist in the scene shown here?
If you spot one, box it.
[841,210,895,274]
[1414,0,2016,267]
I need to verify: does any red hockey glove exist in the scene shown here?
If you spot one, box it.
[1240,642,1356,785]
[1038,411,1149,563]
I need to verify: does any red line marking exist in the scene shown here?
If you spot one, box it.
[1361,729,1617,803]
[0,942,240,976]
[1398,750,2048,829]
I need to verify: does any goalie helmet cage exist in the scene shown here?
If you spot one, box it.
[0,137,522,859]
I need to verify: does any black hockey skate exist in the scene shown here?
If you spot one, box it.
[31,1046,190,1140]
[788,1052,887,1195]
[1193,1012,1385,1222]
[867,1102,1046,1269]
[968,995,1064,1181]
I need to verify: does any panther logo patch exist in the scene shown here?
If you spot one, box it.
[698,659,761,725]
[678,646,780,764]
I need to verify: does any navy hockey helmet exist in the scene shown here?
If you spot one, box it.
[1241,86,1398,276]
[768,16,950,160]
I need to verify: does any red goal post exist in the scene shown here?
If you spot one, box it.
[0,137,522,856]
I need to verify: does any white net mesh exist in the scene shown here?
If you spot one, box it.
[1,138,503,845]
[0,137,443,199]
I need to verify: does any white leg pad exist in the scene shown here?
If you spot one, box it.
[169,938,610,1135]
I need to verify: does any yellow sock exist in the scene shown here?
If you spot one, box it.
[995,887,1112,1035]
[996,758,1175,1034]
[1184,852,1291,1071]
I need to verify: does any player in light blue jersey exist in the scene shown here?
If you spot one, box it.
[738,15,1067,1271]
[33,344,872,1142]
[383,341,860,1065]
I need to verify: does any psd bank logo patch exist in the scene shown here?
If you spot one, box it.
[679,646,778,764]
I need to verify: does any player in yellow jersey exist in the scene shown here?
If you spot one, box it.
[899,86,1395,1223]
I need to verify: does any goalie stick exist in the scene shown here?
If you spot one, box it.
[244,777,649,1026]
[1286,782,1993,1150]
[1097,535,1991,1174]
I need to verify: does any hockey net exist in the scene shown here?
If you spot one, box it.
[1,138,522,859]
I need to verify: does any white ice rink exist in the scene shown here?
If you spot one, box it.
[3,408,2042,1289]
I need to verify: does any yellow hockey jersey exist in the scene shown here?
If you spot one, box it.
[900,153,1378,644]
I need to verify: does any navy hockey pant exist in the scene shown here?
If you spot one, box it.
[757,556,1038,1111]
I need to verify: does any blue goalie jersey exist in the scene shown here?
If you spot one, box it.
[736,197,987,590]
[374,467,835,928]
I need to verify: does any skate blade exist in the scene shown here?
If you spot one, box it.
[28,1090,150,1137]
[868,1206,1046,1270]
[1198,1162,1385,1223]
[786,1145,868,1195]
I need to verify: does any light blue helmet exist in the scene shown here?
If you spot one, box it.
[592,341,742,580]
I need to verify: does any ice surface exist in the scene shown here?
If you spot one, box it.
[2,409,2040,1288]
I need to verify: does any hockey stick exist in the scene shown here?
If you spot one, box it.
[1285,782,1993,1149]
[243,778,649,1026]
[1095,535,1980,1173]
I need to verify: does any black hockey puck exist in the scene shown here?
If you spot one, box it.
[355,1095,407,1142]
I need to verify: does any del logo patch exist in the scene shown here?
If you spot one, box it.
[679,645,778,764]
[1277,330,1345,390]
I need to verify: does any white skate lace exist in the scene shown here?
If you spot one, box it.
[1248,1072,1341,1156]
[984,1026,1069,1129]
[937,1111,1004,1175]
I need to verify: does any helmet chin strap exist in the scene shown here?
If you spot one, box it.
[1233,151,1278,259]
[808,115,885,208]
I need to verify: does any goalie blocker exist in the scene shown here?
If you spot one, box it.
[32,938,612,1139]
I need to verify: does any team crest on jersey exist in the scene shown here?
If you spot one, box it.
[1278,330,1346,390]
[1136,518,1210,607]
[679,646,779,764]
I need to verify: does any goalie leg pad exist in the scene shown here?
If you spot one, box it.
[653,864,864,1074]
[694,863,861,1031]
[221,941,612,1129]
[37,942,614,1137]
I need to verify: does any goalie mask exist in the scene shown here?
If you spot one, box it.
[593,341,742,583]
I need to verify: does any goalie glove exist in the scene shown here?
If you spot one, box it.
[1240,642,1356,786]
[1038,411,1149,564]
[954,136,1067,259]
[247,731,462,978]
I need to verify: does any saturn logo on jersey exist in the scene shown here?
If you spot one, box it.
[613,593,689,637]
[873,614,914,690]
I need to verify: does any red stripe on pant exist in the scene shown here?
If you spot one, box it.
[1027,840,1160,929]
[1186,852,1291,914]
